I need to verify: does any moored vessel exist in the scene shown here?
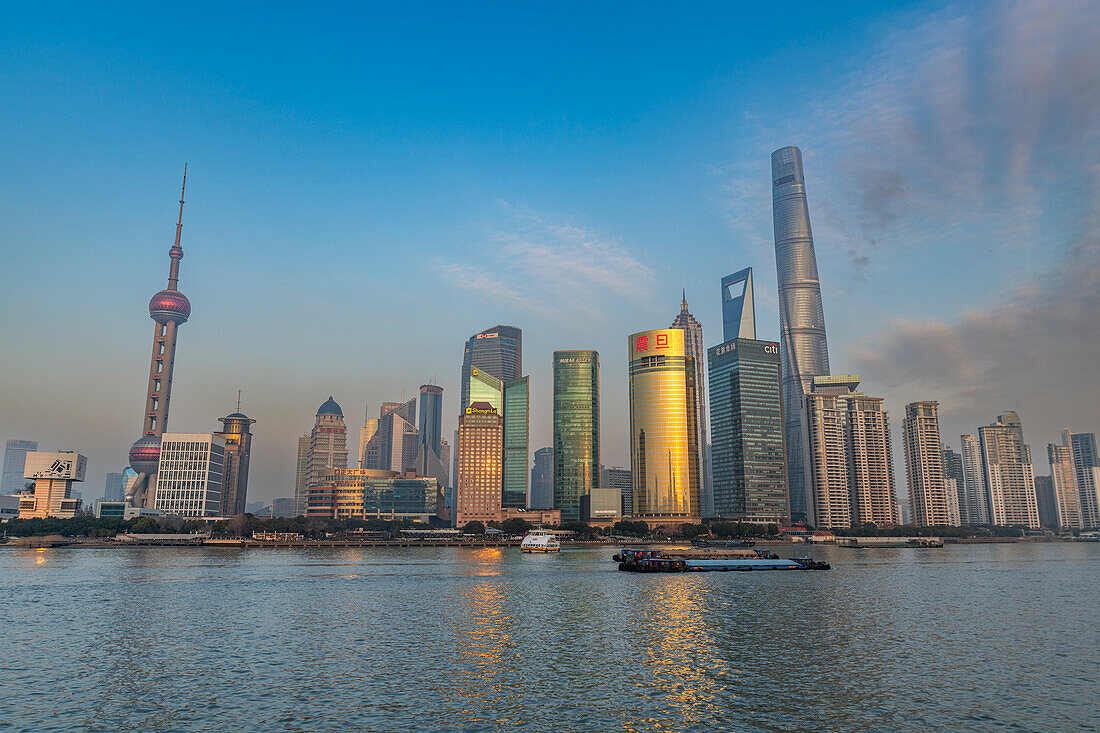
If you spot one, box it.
[613,547,829,572]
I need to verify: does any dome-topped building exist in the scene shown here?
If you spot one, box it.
[317,396,343,416]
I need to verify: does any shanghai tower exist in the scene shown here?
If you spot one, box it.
[125,168,192,507]
[772,146,830,524]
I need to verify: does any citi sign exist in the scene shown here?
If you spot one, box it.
[765,343,778,354]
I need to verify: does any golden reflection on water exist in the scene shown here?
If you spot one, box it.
[626,578,730,732]
[444,548,521,727]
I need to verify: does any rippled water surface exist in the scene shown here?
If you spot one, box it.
[2,543,1097,732]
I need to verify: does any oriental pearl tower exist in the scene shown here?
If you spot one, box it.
[125,168,192,507]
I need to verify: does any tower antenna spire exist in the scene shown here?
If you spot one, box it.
[167,164,187,290]
[175,164,187,249]
[236,389,242,413]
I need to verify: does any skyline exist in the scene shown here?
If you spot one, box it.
[2,1,1099,504]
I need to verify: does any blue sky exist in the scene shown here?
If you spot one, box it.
[2,0,1098,504]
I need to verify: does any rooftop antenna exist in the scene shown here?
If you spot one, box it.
[236,390,242,413]
[167,164,187,290]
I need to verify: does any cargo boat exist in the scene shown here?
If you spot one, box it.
[836,537,943,548]
[613,548,829,572]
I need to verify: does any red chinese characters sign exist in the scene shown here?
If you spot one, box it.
[635,335,648,352]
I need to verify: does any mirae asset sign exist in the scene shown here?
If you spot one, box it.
[714,342,779,356]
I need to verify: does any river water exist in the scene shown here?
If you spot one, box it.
[1,542,1096,732]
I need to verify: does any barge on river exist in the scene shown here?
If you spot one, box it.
[613,548,829,572]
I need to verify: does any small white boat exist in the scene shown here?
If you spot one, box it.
[520,528,560,553]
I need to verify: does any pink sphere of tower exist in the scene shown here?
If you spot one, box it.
[129,435,161,475]
[149,289,191,324]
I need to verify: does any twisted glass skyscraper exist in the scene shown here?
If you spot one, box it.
[772,146,831,524]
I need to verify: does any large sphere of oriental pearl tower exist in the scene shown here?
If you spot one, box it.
[149,289,191,325]
[128,434,162,475]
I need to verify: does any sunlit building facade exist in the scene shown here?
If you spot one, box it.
[627,329,700,520]
[308,397,349,488]
[460,326,522,412]
[553,351,600,523]
[153,433,224,518]
[215,410,255,517]
[306,468,440,524]
[18,451,86,519]
[1048,432,1083,531]
[979,415,1039,529]
[671,295,710,516]
[455,402,504,526]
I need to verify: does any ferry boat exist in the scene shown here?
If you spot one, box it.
[613,547,829,572]
[520,528,561,553]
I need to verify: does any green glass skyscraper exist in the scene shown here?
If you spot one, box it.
[553,351,600,523]
[502,376,529,508]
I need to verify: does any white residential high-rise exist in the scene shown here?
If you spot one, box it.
[979,415,1039,529]
[903,402,953,527]
[153,433,224,517]
[960,434,990,525]
[802,375,897,530]
[1069,432,1100,529]
[1048,430,1083,531]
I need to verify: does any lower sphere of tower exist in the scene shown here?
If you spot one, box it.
[129,435,161,474]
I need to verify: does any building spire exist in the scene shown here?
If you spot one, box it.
[167,165,186,290]
[236,389,242,413]
[681,288,688,312]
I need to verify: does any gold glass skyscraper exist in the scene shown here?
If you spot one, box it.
[627,329,700,519]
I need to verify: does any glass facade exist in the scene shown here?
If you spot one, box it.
[460,326,522,411]
[773,146,831,523]
[502,377,529,508]
[708,338,788,524]
[467,367,504,413]
[153,433,225,517]
[553,351,600,523]
[628,330,700,517]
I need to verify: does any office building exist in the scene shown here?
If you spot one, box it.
[772,146,831,524]
[803,376,898,530]
[627,329,701,522]
[602,466,632,517]
[1069,432,1100,529]
[707,332,788,525]
[358,409,379,470]
[460,326,522,411]
[103,472,125,502]
[502,377,529,508]
[1034,475,1060,529]
[372,397,418,473]
[671,294,710,517]
[18,451,86,519]
[979,414,1039,529]
[903,402,953,527]
[308,397,349,489]
[216,409,255,517]
[960,434,990,524]
[307,468,440,524]
[152,433,224,517]
[2,439,38,494]
[293,434,310,516]
[721,268,756,342]
[127,171,192,507]
[1048,431,1083,531]
[531,447,554,510]
[413,386,449,487]
[455,402,504,526]
[553,351,600,522]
